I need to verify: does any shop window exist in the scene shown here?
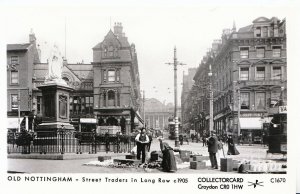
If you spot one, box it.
[256,47,265,58]
[240,93,250,109]
[240,47,249,59]
[240,67,249,80]
[256,67,265,80]
[256,92,266,109]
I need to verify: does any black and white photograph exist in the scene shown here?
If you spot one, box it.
[0,1,299,194]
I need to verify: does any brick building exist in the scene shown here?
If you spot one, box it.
[7,23,142,134]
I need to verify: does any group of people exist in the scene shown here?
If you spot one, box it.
[135,127,177,172]
[207,131,240,169]
[134,127,240,172]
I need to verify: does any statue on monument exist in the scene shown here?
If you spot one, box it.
[46,44,64,83]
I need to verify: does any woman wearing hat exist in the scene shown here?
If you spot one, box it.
[158,137,177,172]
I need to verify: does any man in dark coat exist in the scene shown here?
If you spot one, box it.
[135,128,149,164]
[207,130,219,169]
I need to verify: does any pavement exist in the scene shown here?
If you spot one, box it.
[7,138,287,174]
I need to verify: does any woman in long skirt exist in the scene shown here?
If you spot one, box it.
[158,138,177,172]
[227,135,240,155]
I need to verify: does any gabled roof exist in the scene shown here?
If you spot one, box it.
[7,43,31,51]
[93,30,122,49]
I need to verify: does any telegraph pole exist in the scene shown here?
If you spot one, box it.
[208,65,214,133]
[166,46,185,147]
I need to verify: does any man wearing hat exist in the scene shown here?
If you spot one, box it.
[135,127,149,164]
[207,130,219,169]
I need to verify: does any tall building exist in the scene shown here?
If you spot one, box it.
[92,22,142,134]
[186,17,287,140]
[7,23,142,134]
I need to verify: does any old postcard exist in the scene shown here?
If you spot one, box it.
[0,0,299,194]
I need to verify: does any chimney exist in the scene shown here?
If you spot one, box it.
[113,22,123,37]
[29,28,36,44]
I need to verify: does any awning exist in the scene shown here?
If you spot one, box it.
[7,117,24,129]
[239,117,263,130]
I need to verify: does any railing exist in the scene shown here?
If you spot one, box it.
[7,131,136,154]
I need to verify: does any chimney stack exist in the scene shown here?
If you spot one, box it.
[114,22,124,37]
[29,28,36,44]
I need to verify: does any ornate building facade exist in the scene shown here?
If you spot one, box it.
[185,17,287,140]
[7,23,142,134]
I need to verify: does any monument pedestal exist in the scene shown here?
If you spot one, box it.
[37,80,75,132]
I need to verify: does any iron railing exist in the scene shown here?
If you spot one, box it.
[7,131,136,154]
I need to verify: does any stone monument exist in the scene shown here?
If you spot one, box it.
[37,44,74,131]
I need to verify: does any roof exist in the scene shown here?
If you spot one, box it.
[238,25,253,33]
[7,43,31,51]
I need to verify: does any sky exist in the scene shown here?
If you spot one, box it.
[0,1,292,105]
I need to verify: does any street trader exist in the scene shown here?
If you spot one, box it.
[135,127,149,164]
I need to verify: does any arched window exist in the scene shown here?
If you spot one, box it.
[108,90,115,106]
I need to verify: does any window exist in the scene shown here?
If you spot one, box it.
[103,70,107,82]
[256,92,266,109]
[240,67,249,80]
[108,46,114,57]
[255,27,261,37]
[108,70,115,82]
[116,70,120,82]
[240,93,250,109]
[272,66,282,80]
[108,90,115,106]
[269,91,281,107]
[10,71,19,84]
[104,48,107,57]
[262,27,268,37]
[256,47,265,58]
[10,56,19,64]
[70,96,93,115]
[272,46,281,57]
[37,96,42,114]
[256,67,265,80]
[240,47,249,59]
[11,94,18,111]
